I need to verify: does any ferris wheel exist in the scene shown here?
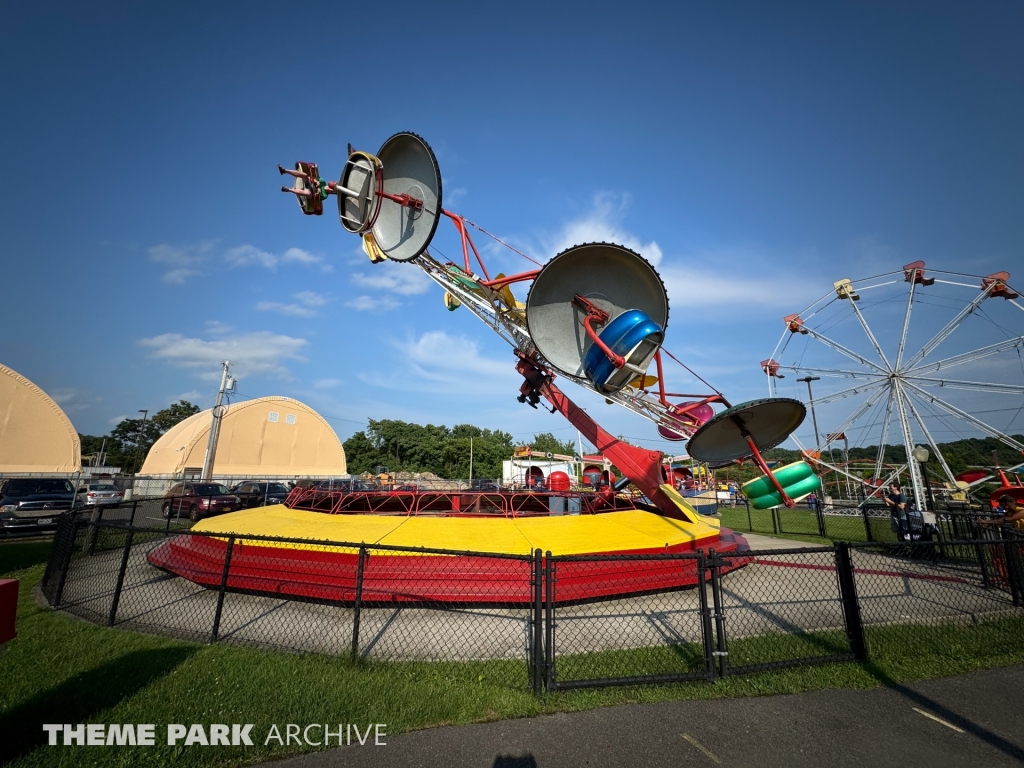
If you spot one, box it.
[762,262,1024,514]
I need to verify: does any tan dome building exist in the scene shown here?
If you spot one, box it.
[0,363,81,473]
[139,396,346,479]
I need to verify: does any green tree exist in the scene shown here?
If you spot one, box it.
[529,432,577,456]
[151,400,201,431]
[93,400,202,474]
[342,419,515,479]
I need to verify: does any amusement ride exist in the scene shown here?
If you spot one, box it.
[762,263,1024,516]
[151,131,826,603]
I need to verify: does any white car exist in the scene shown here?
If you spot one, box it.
[82,483,124,507]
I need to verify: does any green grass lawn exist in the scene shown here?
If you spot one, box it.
[3,539,1024,767]
[719,506,895,545]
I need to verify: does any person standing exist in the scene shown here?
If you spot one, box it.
[977,495,1023,530]
[883,482,908,539]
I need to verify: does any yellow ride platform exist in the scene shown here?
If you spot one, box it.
[192,505,722,556]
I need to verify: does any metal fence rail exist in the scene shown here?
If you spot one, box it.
[38,503,1024,695]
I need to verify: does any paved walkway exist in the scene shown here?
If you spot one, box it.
[267,665,1024,768]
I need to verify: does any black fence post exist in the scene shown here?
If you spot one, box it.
[107,529,135,627]
[129,499,138,527]
[816,504,827,538]
[51,518,79,606]
[210,536,236,643]
[835,542,866,660]
[771,508,780,535]
[976,538,992,590]
[1002,540,1024,606]
[350,545,367,662]
[544,551,554,693]
[709,549,729,678]
[745,497,752,531]
[861,505,874,542]
[696,552,716,681]
[83,506,105,556]
[532,549,543,695]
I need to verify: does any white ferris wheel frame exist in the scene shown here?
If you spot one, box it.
[765,267,1024,518]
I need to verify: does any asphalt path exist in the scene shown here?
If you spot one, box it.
[268,665,1024,768]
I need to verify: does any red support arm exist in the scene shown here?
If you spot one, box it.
[516,355,695,521]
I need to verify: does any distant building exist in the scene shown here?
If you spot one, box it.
[0,363,81,473]
[137,396,347,491]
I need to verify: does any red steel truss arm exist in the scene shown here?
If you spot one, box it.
[516,354,696,522]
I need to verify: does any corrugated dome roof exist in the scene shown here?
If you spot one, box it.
[0,363,81,473]
[140,396,346,477]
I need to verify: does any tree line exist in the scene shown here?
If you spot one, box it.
[342,419,578,479]
[79,401,201,474]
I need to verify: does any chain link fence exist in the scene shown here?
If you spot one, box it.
[38,503,1024,694]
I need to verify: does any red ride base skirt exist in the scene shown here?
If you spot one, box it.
[146,529,750,605]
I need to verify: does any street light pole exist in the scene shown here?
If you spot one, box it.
[797,376,824,497]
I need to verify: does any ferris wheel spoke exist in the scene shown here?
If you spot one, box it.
[903,376,1024,396]
[793,325,889,375]
[808,379,887,407]
[846,295,893,371]
[904,335,1024,376]
[873,387,896,482]
[902,381,1024,453]
[902,284,997,370]
[891,381,928,513]
[901,389,959,485]
[894,279,918,371]
[780,366,885,381]
[810,383,889,453]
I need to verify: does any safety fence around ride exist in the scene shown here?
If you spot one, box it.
[718,498,1007,544]
[38,503,1024,694]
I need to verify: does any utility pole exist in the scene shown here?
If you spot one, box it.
[201,361,232,481]
[133,410,149,474]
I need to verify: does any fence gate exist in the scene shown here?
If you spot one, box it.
[543,552,715,691]
[707,545,864,677]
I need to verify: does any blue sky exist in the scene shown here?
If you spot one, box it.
[2,2,1022,454]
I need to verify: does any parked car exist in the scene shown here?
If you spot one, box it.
[81,483,124,508]
[0,478,81,534]
[230,482,291,509]
[392,483,427,493]
[162,482,240,522]
[313,479,371,492]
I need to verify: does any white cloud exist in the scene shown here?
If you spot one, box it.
[658,258,816,310]
[388,331,511,386]
[313,378,341,389]
[109,414,129,426]
[351,263,432,295]
[257,301,317,318]
[257,291,333,317]
[204,320,233,335]
[345,295,400,312]
[293,290,330,307]
[173,390,203,403]
[139,331,309,379]
[283,248,331,270]
[545,192,663,266]
[149,242,215,284]
[225,244,332,272]
[49,388,78,405]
